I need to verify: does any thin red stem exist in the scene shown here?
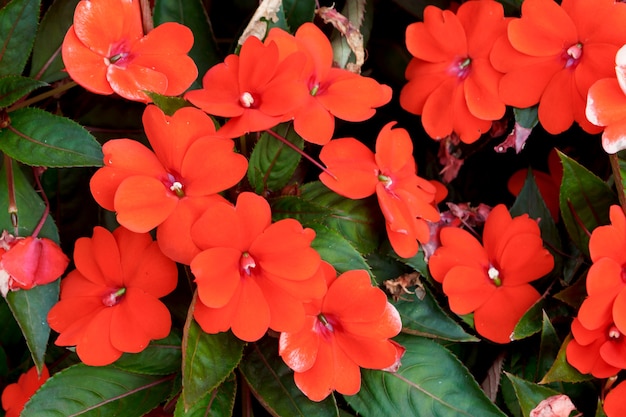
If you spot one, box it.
[4,156,18,235]
[31,168,50,238]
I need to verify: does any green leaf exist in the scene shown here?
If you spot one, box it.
[393,288,479,342]
[113,331,182,375]
[144,92,194,116]
[0,107,103,167]
[174,374,236,417]
[558,150,616,255]
[248,124,303,194]
[0,0,40,76]
[504,372,560,417]
[309,222,371,276]
[154,0,221,90]
[512,298,544,341]
[0,75,47,108]
[396,247,429,277]
[6,281,59,373]
[182,318,244,410]
[537,311,560,380]
[22,363,176,417]
[513,106,539,129]
[29,0,80,82]
[239,337,340,417]
[540,334,593,384]
[271,195,333,224]
[282,0,315,31]
[345,334,507,417]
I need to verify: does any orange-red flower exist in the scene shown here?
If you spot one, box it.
[264,23,392,145]
[279,262,403,401]
[490,0,626,134]
[190,192,326,342]
[1,365,49,417]
[604,380,626,417]
[319,122,440,258]
[428,204,554,343]
[586,45,626,154]
[62,0,197,103]
[47,226,178,366]
[507,148,563,219]
[400,1,508,143]
[566,317,623,378]
[185,35,308,138]
[89,105,247,264]
[0,232,69,296]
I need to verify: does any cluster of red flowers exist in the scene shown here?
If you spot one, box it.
[401,0,626,144]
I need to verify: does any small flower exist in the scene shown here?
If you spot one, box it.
[265,23,392,145]
[428,204,554,343]
[62,0,197,103]
[279,263,403,401]
[190,192,326,342]
[1,365,49,417]
[319,122,440,258]
[491,0,626,134]
[0,231,69,297]
[47,226,178,366]
[89,105,248,264]
[604,380,626,417]
[586,45,626,154]
[566,317,623,378]
[185,35,309,138]
[400,1,509,143]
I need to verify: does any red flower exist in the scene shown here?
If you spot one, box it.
[0,232,69,296]
[604,380,626,417]
[400,1,508,143]
[185,35,309,138]
[264,23,392,145]
[1,365,49,417]
[428,204,554,343]
[62,0,197,103]
[586,45,626,154]
[319,122,440,258]
[47,226,178,366]
[566,317,623,378]
[89,105,248,264]
[279,263,403,401]
[190,192,326,342]
[490,0,626,134]
[507,148,563,219]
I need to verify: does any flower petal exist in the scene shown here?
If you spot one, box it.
[192,247,242,308]
[114,176,178,232]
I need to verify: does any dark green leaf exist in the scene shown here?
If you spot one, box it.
[0,0,40,76]
[113,331,182,375]
[540,334,593,384]
[558,150,616,255]
[248,124,303,194]
[6,281,59,373]
[309,222,371,276]
[537,311,560,381]
[396,247,429,277]
[504,372,560,417]
[154,0,221,89]
[345,334,507,417]
[22,363,176,417]
[282,0,315,31]
[271,195,333,224]
[393,288,479,342]
[29,0,80,82]
[174,374,236,417]
[513,106,539,129]
[0,107,103,167]
[239,337,340,417]
[0,75,47,108]
[182,318,244,410]
[144,92,194,116]
[512,298,544,340]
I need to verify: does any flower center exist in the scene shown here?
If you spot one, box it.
[240,252,256,276]
[106,41,133,68]
[608,325,622,341]
[102,287,126,307]
[564,43,583,69]
[378,173,393,189]
[165,173,185,198]
[488,266,502,287]
[315,313,339,340]
[239,92,256,108]
[449,57,472,80]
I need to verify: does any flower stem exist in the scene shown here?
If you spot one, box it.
[4,156,18,235]
[264,128,337,180]
[31,167,50,238]
[609,152,626,215]
[8,81,77,112]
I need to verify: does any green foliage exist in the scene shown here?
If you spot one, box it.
[309,222,371,276]
[174,374,237,417]
[504,372,560,417]
[0,75,47,108]
[113,331,183,375]
[0,0,40,76]
[144,92,194,116]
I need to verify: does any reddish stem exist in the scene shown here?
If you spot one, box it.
[31,167,50,238]
[4,156,18,235]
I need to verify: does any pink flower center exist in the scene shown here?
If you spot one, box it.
[102,287,126,307]
[563,43,583,69]
[378,173,393,190]
[240,252,256,276]
[449,57,472,81]
[315,313,339,340]
[239,92,258,108]
[488,265,502,287]
[164,173,185,198]
[307,75,324,96]
[608,325,622,341]
[106,41,133,68]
